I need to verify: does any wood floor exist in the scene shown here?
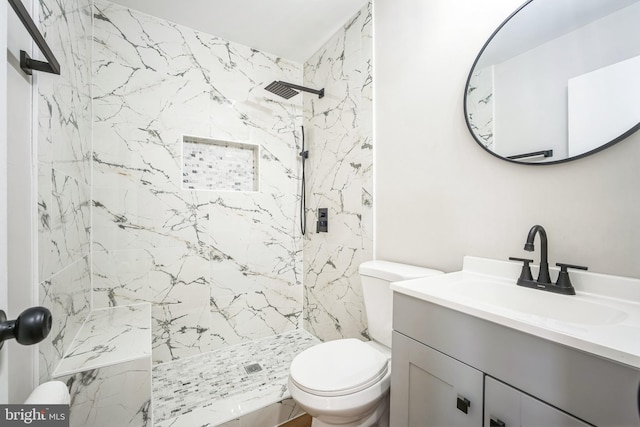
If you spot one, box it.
[279,413,312,427]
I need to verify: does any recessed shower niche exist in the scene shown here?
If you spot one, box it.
[182,135,260,192]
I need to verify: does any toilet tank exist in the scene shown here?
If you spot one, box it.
[359,260,442,348]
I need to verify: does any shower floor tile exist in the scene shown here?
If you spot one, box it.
[152,330,319,426]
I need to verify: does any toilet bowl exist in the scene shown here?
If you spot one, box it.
[24,381,70,404]
[289,261,442,426]
[289,339,391,427]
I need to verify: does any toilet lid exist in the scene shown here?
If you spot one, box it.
[290,339,389,397]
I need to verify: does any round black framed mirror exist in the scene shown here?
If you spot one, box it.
[464,0,640,165]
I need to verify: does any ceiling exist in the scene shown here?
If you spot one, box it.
[478,0,639,66]
[109,0,369,63]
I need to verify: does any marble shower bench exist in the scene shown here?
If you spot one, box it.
[52,303,152,427]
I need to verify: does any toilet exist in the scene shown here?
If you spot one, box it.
[288,260,443,427]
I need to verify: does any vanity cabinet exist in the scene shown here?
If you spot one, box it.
[391,292,640,427]
[484,376,590,427]
[391,331,483,426]
[391,333,591,427]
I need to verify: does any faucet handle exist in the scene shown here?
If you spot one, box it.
[509,257,534,282]
[556,262,588,271]
[555,263,588,293]
[509,257,533,264]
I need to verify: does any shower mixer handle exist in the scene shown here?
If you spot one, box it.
[317,208,328,233]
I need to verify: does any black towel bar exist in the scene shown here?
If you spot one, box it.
[7,0,61,75]
[506,149,553,160]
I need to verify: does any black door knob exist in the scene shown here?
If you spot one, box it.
[0,307,52,350]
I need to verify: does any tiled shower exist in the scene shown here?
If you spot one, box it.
[35,0,372,425]
[91,0,304,363]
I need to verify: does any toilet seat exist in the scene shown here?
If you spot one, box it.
[290,339,389,397]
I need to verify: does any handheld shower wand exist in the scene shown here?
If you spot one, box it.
[300,127,308,235]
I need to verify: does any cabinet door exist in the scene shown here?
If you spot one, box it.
[391,331,483,427]
[485,376,592,427]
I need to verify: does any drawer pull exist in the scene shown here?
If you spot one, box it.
[490,417,506,427]
[456,396,470,414]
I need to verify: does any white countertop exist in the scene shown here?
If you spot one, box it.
[391,257,640,369]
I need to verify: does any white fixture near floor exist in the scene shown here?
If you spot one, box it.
[288,261,443,427]
[24,381,70,404]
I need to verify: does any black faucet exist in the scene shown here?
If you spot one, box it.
[524,225,551,284]
[509,225,588,295]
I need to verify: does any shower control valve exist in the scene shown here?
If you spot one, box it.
[317,208,328,233]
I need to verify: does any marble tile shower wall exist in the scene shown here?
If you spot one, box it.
[91,0,304,363]
[303,3,374,341]
[37,0,93,381]
[466,67,494,150]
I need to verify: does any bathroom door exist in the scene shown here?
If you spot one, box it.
[0,0,9,403]
[1,0,39,403]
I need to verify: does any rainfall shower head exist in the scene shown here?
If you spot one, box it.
[265,81,324,99]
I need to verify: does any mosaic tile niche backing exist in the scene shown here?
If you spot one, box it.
[183,136,259,192]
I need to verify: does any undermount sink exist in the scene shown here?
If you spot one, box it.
[390,256,640,369]
[446,278,629,326]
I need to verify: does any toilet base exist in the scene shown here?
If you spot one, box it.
[309,392,389,427]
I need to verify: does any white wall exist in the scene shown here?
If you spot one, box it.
[568,55,640,157]
[374,0,640,279]
[493,2,640,159]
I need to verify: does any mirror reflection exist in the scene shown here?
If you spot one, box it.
[465,0,640,164]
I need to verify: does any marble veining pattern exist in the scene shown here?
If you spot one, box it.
[152,330,318,425]
[30,0,376,423]
[54,304,152,376]
[92,0,304,363]
[155,397,303,427]
[208,398,303,427]
[37,0,93,382]
[466,66,494,149]
[303,3,374,342]
[59,357,152,427]
[39,257,92,381]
